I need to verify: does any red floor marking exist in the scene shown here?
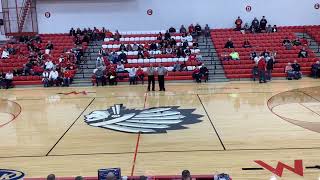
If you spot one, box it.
[130,92,148,176]
[0,100,22,128]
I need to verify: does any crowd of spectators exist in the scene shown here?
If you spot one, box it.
[234,16,278,34]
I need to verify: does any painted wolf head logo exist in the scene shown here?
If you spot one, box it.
[84,104,202,133]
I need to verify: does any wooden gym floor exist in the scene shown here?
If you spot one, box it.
[1,79,320,180]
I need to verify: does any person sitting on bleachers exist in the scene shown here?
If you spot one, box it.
[23,61,33,76]
[243,23,250,33]
[132,43,139,51]
[116,61,125,73]
[137,50,144,59]
[113,30,121,41]
[186,33,193,42]
[291,60,302,79]
[250,50,258,60]
[242,39,252,48]
[1,48,9,59]
[260,16,268,32]
[176,47,185,58]
[224,38,234,48]
[298,47,308,58]
[69,28,76,36]
[42,69,50,87]
[234,16,243,31]
[193,39,199,48]
[300,37,309,46]
[283,37,292,50]
[126,44,133,52]
[45,59,54,70]
[118,51,127,64]
[266,25,272,33]
[105,29,113,38]
[180,25,187,34]
[172,61,181,72]
[96,55,106,69]
[184,47,192,56]
[285,62,294,80]
[166,46,173,54]
[251,17,260,33]
[109,51,118,64]
[49,69,60,86]
[292,38,302,46]
[129,67,137,85]
[192,66,201,83]
[136,66,145,84]
[188,24,195,35]
[200,64,209,82]
[164,30,171,40]
[45,41,54,54]
[4,71,13,89]
[119,44,127,51]
[94,67,105,86]
[311,61,320,78]
[169,27,176,33]
[75,28,82,36]
[230,50,240,60]
[107,67,117,85]
[143,49,150,59]
[272,25,278,33]
[195,23,202,36]
[157,32,163,40]
[221,51,231,61]
[261,49,270,58]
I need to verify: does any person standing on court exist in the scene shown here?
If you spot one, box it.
[157,63,168,91]
[147,64,156,91]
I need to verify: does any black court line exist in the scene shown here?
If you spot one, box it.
[197,94,226,150]
[299,91,320,102]
[45,98,96,156]
[299,103,320,117]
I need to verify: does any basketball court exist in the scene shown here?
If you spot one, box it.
[1,79,320,180]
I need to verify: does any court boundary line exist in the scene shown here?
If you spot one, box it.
[197,94,226,150]
[299,103,320,117]
[45,98,96,156]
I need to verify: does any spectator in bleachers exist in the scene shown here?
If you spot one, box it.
[136,66,145,84]
[105,29,113,38]
[298,47,308,58]
[311,61,320,78]
[188,24,196,36]
[23,61,33,75]
[291,60,302,79]
[257,57,266,83]
[184,47,192,56]
[113,30,121,41]
[169,27,176,33]
[300,37,309,46]
[150,42,157,51]
[45,59,54,70]
[243,23,250,33]
[180,61,188,71]
[180,25,187,34]
[230,50,240,60]
[118,51,128,64]
[4,71,13,89]
[182,170,192,180]
[137,50,144,59]
[266,25,273,33]
[260,16,268,32]
[282,37,292,50]
[224,38,234,48]
[251,17,260,33]
[47,174,56,180]
[164,30,171,40]
[116,61,125,73]
[272,25,278,33]
[235,16,243,31]
[221,51,231,61]
[132,43,139,51]
[7,44,16,55]
[109,51,118,64]
[195,23,202,36]
[99,48,108,57]
[172,61,181,72]
[82,34,90,44]
[69,28,75,36]
[96,55,106,69]
[49,69,60,86]
[193,66,201,83]
[143,49,150,59]
[42,69,50,87]
[94,67,105,86]
[292,38,302,46]
[204,24,210,37]
[126,44,133,51]
[170,38,177,46]
[285,62,294,80]
[119,43,127,51]
[76,28,82,36]
[93,27,100,41]
[45,41,54,54]
[166,46,173,54]
[200,64,209,82]
[1,48,9,59]
[129,67,137,85]
[157,32,163,40]
[147,64,156,91]
[242,39,252,48]
[250,50,257,60]
[176,47,185,58]
[75,176,83,180]
[261,49,270,58]
[193,39,199,48]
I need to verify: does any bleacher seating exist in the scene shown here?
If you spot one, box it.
[0,33,84,86]
[211,26,319,79]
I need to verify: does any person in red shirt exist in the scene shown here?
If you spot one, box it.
[257,57,266,83]
[63,69,72,86]
[143,49,150,59]
[105,30,113,38]
[188,24,195,35]
[136,66,145,84]
[235,16,243,31]
[192,66,201,83]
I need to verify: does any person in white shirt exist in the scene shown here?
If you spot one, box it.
[186,33,193,42]
[5,71,13,89]
[129,67,137,85]
[58,55,65,63]
[116,62,125,72]
[49,69,59,86]
[96,55,105,69]
[1,49,9,59]
[45,60,54,70]
[42,70,50,87]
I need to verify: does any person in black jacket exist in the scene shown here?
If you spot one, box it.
[298,48,308,58]
[69,28,76,36]
[311,61,320,78]
[266,58,274,80]
[260,16,268,31]
[224,38,234,48]
[291,60,302,79]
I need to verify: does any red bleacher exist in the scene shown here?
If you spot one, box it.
[211,26,319,79]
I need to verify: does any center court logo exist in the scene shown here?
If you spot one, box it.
[84,104,202,133]
[0,169,25,180]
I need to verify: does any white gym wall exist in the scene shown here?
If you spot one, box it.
[36,0,320,33]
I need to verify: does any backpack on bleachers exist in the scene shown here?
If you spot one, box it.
[215,173,231,180]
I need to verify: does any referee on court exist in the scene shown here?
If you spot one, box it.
[147,64,156,91]
[157,63,168,91]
